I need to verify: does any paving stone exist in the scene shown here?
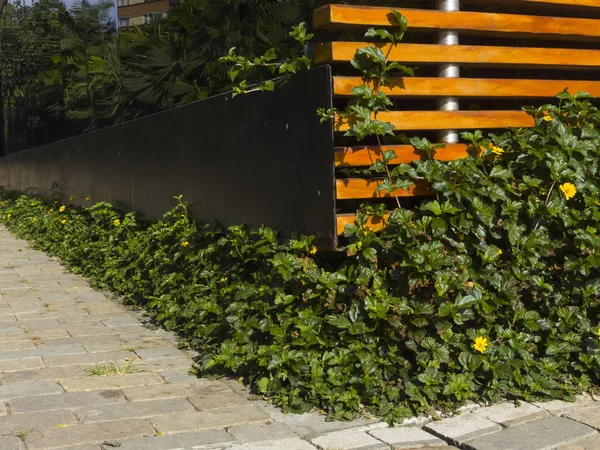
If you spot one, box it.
[311,429,389,450]
[108,429,236,450]
[135,347,187,360]
[187,389,252,410]
[159,370,198,384]
[557,434,600,450]
[369,427,447,449]
[0,343,85,360]
[25,329,71,340]
[533,396,597,416]
[229,423,298,443]
[76,397,194,423]
[228,438,317,450]
[0,409,77,434]
[0,327,25,336]
[123,380,230,401]
[0,365,88,384]
[424,415,502,445]
[565,405,600,430]
[25,418,156,449]
[83,340,131,353]
[151,406,269,434]
[121,337,173,349]
[135,356,193,372]
[0,380,62,400]
[462,416,597,450]
[0,435,25,450]
[0,339,36,351]
[44,350,137,367]
[472,401,548,427]
[60,372,164,391]
[259,402,382,439]
[9,389,127,414]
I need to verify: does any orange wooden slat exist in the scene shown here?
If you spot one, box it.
[336,178,431,200]
[335,144,468,167]
[336,213,389,235]
[334,110,534,132]
[333,77,600,98]
[315,42,600,69]
[314,5,600,40]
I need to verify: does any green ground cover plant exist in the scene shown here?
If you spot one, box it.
[1,96,600,422]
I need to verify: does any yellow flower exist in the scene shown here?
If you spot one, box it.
[18,224,22,227]
[181,241,189,247]
[114,219,121,227]
[148,269,153,274]
[30,203,35,207]
[59,205,66,212]
[31,217,37,222]
[543,115,553,122]
[220,277,228,283]
[491,146,504,155]
[85,197,91,201]
[473,336,488,353]
[6,214,11,219]
[560,182,577,200]
[310,246,317,255]
[497,249,503,255]
[69,196,75,201]
[61,219,67,224]
[597,329,600,339]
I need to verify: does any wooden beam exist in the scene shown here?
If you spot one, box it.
[333,77,600,98]
[335,144,469,167]
[334,110,534,132]
[315,42,600,69]
[314,5,600,40]
[336,213,389,235]
[336,178,431,200]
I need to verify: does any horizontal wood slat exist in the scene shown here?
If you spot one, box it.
[333,77,600,98]
[336,178,431,199]
[337,213,389,235]
[474,0,600,7]
[314,5,600,40]
[334,110,533,132]
[335,144,468,167]
[315,42,600,69]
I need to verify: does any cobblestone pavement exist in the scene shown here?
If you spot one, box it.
[1,226,600,450]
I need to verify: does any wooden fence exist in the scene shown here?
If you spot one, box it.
[313,0,600,236]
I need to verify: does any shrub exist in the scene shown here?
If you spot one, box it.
[0,93,599,423]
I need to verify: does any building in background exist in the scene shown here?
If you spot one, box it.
[117,0,169,29]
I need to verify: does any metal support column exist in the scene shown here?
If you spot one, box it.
[436,0,460,144]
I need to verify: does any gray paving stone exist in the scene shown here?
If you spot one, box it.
[0,357,44,372]
[61,372,164,391]
[123,380,230,402]
[188,389,252,410]
[533,396,597,416]
[229,423,298,443]
[25,329,71,339]
[0,409,77,433]
[25,418,156,449]
[472,401,548,427]
[135,347,187,360]
[44,350,137,367]
[109,430,236,450]
[0,327,25,335]
[77,397,194,423]
[159,370,197,383]
[0,435,25,450]
[565,405,600,430]
[9,389,127,414]
[0,343,86,360]
[135,356,194,372]
[0,339,36,351]
[228,438,317,450]
[312,429,389,450]
[557,434,600,450]
[151,406,270,434]
[0,380,63,400]
[0,365,88,384]
[462,416,597,450]
[424,415,502,445]
[369,427,447,449]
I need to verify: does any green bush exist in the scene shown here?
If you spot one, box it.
[1,93,599,423]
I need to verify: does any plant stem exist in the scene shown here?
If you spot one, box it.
[534,180,557,231]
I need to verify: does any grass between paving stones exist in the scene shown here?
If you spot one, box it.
[85,360,144,377]
[1,98,600,423]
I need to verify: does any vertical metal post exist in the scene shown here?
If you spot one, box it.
[436,0,459,144]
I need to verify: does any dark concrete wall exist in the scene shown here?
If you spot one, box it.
[0,66,337,248]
